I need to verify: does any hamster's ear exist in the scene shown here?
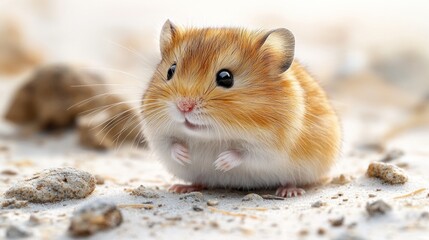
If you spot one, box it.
[160,20,177,56]
[259,28,295,73]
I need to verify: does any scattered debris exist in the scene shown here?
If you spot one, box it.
[208,207,258,219]
[366,200,392,216]
[127,185,159,198]
[331,174,353,185]
[4,167,96,203]
[5,225,32,239]
[311,201,327,208]
[242,193,263,202]
[117,204,154,210]
[368,194,376,198]
[1,198,28,209]
[393,188,426,199]
[94,175,105,185]
[180,192,204,202]
[329,216,345,227]
[1,169,17,176]
[68,200,123,237]
[367,162,408,184]
[380,149,404,162]
[192,205,204,212]
[206,199,219,206]
[261,194,285,200]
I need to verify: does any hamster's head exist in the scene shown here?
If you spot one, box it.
[142,20,296,140]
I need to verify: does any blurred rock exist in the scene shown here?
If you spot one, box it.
[68,200,123,237]
[4,64,145,149]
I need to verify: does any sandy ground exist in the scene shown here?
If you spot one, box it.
[0,75,429,240]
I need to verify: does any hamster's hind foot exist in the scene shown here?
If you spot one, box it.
[171,142,191,165]
[168,184,206,193]
[275,184,306,198]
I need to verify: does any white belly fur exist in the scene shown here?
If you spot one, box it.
[150,136,326,189]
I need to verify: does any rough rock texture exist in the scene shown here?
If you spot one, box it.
[4,167,95,203]
[367,162,408,184]
[127,185,160,198]
[4,64,144,149]
[68,200,123,237]
[1,198,28,209]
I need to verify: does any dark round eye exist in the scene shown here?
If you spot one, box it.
[167,63,176,81]
[216,69,233,88]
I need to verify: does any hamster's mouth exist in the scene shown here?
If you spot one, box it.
[184,119,207,131]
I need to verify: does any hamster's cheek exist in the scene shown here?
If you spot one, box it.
[166,101,184,123]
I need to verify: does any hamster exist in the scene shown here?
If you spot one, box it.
[141,20,341,197]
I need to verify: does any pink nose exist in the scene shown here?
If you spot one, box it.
[177,99,196,113]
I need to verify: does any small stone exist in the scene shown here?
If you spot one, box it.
[192,205,204,212]
[331,174,353,185]
[298,229,309,236]
[4,167,95,203]
[1,169,17,176]
[1,198,28,209]
[94,175,105,185]
[311,201,327,208]
[181,192,204,202]
[128,185,159,198]
[368,194,376,198]
[317,228,326,235]
[367,162,408,184]
[206,199,219,206]
[242,193,263,202]
[329,216,345,227]
[5,225,32,238]
[68,200,122,237]
[366,200,392,216]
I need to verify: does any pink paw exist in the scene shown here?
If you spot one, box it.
[214,150,242,172]
[168,184,205,193]
[171,143,191,165]
[275,185,306,198]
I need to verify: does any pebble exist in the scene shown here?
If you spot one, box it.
[311,201,327,208]
[192,205,204,212]
[128,185,159,198]
[367,162,408,184]
[5,167,95,203]
[242,193,263,202]
[206,199,219,206]
[68,200,123,237]
[366,200,392,216]
[180,192,204,202]
[329,216,345,227]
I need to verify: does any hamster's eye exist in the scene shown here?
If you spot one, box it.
[216,69,233,88]
[167,63,176,81]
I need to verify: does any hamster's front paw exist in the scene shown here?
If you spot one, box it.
[171,142,191,165]
[214,150,242,172]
